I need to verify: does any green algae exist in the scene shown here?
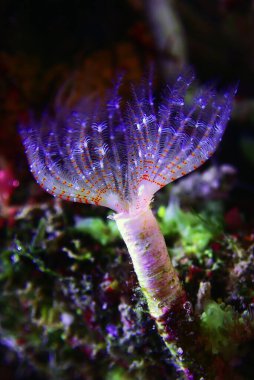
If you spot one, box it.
[200,301,236,354]
[157,198,223,258]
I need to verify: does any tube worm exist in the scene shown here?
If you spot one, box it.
[20,70,235,378]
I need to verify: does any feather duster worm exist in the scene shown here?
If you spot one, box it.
[20,71,235,378]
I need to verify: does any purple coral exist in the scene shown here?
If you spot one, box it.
[20,70,235,379]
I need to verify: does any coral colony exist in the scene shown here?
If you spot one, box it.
[20,71,234,379]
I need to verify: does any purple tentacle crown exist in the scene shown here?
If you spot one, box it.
[20,71,235,215]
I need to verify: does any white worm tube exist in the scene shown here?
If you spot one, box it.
[115,206,184,319]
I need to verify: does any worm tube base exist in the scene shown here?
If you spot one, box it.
[115,206,210,379]
[115,207,184,319]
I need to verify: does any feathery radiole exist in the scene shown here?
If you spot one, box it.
[20,71,235,377]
